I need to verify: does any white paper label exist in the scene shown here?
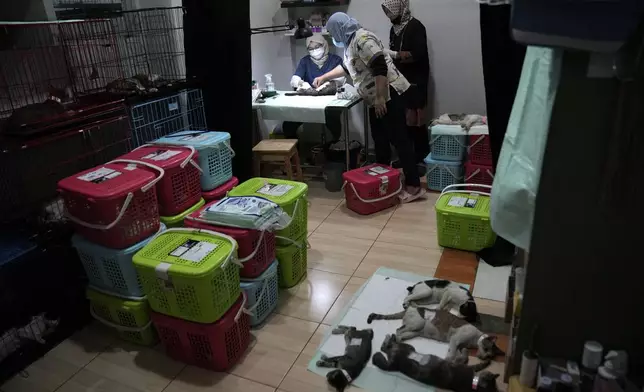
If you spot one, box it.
[170,239,217,263]
[143,149,182,161]
[257,184,294,197]
[349,338,362,346]
[124,164,137,171]
[77,167,121,183]
[370,166,390,174]
[447,196,467,207]
[180,133,209,142]
[465,198,478,208]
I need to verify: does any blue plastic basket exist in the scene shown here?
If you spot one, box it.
[429,124,468,162]
[72,224,166,298]
[154,130,234,191]
[130,89,207,147]
[240,260,279,327]
[425,153,464,192]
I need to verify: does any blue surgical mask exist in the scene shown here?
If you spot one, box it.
[332,38,345,48]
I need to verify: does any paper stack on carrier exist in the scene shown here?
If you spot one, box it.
[228,178,309,289]
[58,160,167,346]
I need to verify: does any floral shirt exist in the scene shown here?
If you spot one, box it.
[344,28,410,107]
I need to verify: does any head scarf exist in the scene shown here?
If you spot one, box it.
[306,34,329,69]
[326,13,361,47]
[382,0,412,36]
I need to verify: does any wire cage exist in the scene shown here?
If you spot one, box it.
[130,88,206,147]
[0,113,133,226]
[0,20,125,135]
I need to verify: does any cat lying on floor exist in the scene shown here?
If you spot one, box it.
[368,306,504,362]
[372,334,500,392]
[404,279,480,323]
[316,326,373,392]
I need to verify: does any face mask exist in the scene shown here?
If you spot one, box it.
[309,47,325,60]
[332,38,345,48]
[391,16,402,25]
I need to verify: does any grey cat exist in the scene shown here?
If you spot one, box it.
[368,306,504,362]
[372,334,500,392]
[316,326,373,392]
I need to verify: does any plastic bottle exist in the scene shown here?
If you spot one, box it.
[265,74,275,92]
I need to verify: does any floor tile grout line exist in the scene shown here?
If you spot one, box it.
[276,322,324,391]
[51,352,103,392]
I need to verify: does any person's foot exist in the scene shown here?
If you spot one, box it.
[399,186,426,204]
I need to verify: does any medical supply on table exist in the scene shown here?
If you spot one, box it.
[265,74,275,92]
[198,196,291,231]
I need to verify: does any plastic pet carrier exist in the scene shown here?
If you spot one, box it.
[160,198,205,228]
[467,126,492,166]
[133,228,240,323]
[275,234,308,288]
[202,176,238,202]
[464,161,494,189]
[228,178,308,246]
[72,224,166,298]
[185,200,276,279]
[425,153,464,192]
[240,260,279,327]
[429,124,467,162]
[58,160,163,249]
[87,287,157,346]
[154,131,234,191]
[151,293,250,371]
[435,184,496,252]
[342,164,402,215]
[119,145,202,216]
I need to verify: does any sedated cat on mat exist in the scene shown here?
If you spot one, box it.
[4,86,73,131]
[367,306,504,362]
[316,325,374,392]
[404,279,480,323]
[372,334,500,392]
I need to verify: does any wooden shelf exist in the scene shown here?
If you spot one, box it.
[281,0,350,8]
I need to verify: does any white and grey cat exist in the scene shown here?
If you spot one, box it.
[367,306,504,362]
[0,314,59,362]
[404,279,480,323]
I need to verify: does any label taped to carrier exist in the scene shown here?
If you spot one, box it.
[365,166,391,176]
[143,149,182,161]
[170,239,218,263]
[77,167,121,183]
[447,196,467,208]
[180,133,209,142]
[257,184,293,197]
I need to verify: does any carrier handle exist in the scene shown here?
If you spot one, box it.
[274,236,310,249]
[236,291,248,322]
[64,160,165,230]
[148,227,243,269]
[464,168,494,183]
[90,306,152,332]
[225,141,236,158]
[436,184,492,206]
[136,144,203,173]
[467,135,486,151]
[342,181,403,204]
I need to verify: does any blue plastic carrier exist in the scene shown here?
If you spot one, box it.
[429,124,468,162]
[72,224,166,298]
[425,153,464,192]
[130,89,207,148]
[154,130,234,191]
[240,260,279,327]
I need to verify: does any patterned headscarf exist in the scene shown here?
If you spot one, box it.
[306,34,329,69]
[382,0,412,36]
[326,12,361,46]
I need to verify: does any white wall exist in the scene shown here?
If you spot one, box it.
[252,0,487,142]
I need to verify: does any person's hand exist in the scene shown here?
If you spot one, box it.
[312,76,326,88]
[399,51,413,62]
[374,96,387,118]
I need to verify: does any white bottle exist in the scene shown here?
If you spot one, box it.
[265,74,275,92]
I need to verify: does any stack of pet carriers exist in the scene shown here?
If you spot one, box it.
[465,126,494,190]
[59,160,168,346]
[133,228,250,370]
[228,178,309,288]
[185,198,279,327]
[342,164,402,215]
[202,176,239,203]
[426,124,467,191]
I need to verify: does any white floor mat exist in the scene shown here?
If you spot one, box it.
[307,268,468,392]
[472,260,511,302]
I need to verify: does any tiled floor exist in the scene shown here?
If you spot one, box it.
[1,182,507,392]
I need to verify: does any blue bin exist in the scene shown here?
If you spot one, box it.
[72,224,166,298]
[154,130,234,191]
[240,260,279,327]
[429,124,467,162]
[425,153,464,192]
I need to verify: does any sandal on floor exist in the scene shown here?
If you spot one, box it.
[399,188,426,204]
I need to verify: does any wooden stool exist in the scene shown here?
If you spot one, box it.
[253,139,303,181]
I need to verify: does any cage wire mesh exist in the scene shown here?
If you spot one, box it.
[130,88,206,147]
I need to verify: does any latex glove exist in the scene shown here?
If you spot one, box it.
[297,82,312,91]
[290,75,303,89]
[385,49,399,60]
